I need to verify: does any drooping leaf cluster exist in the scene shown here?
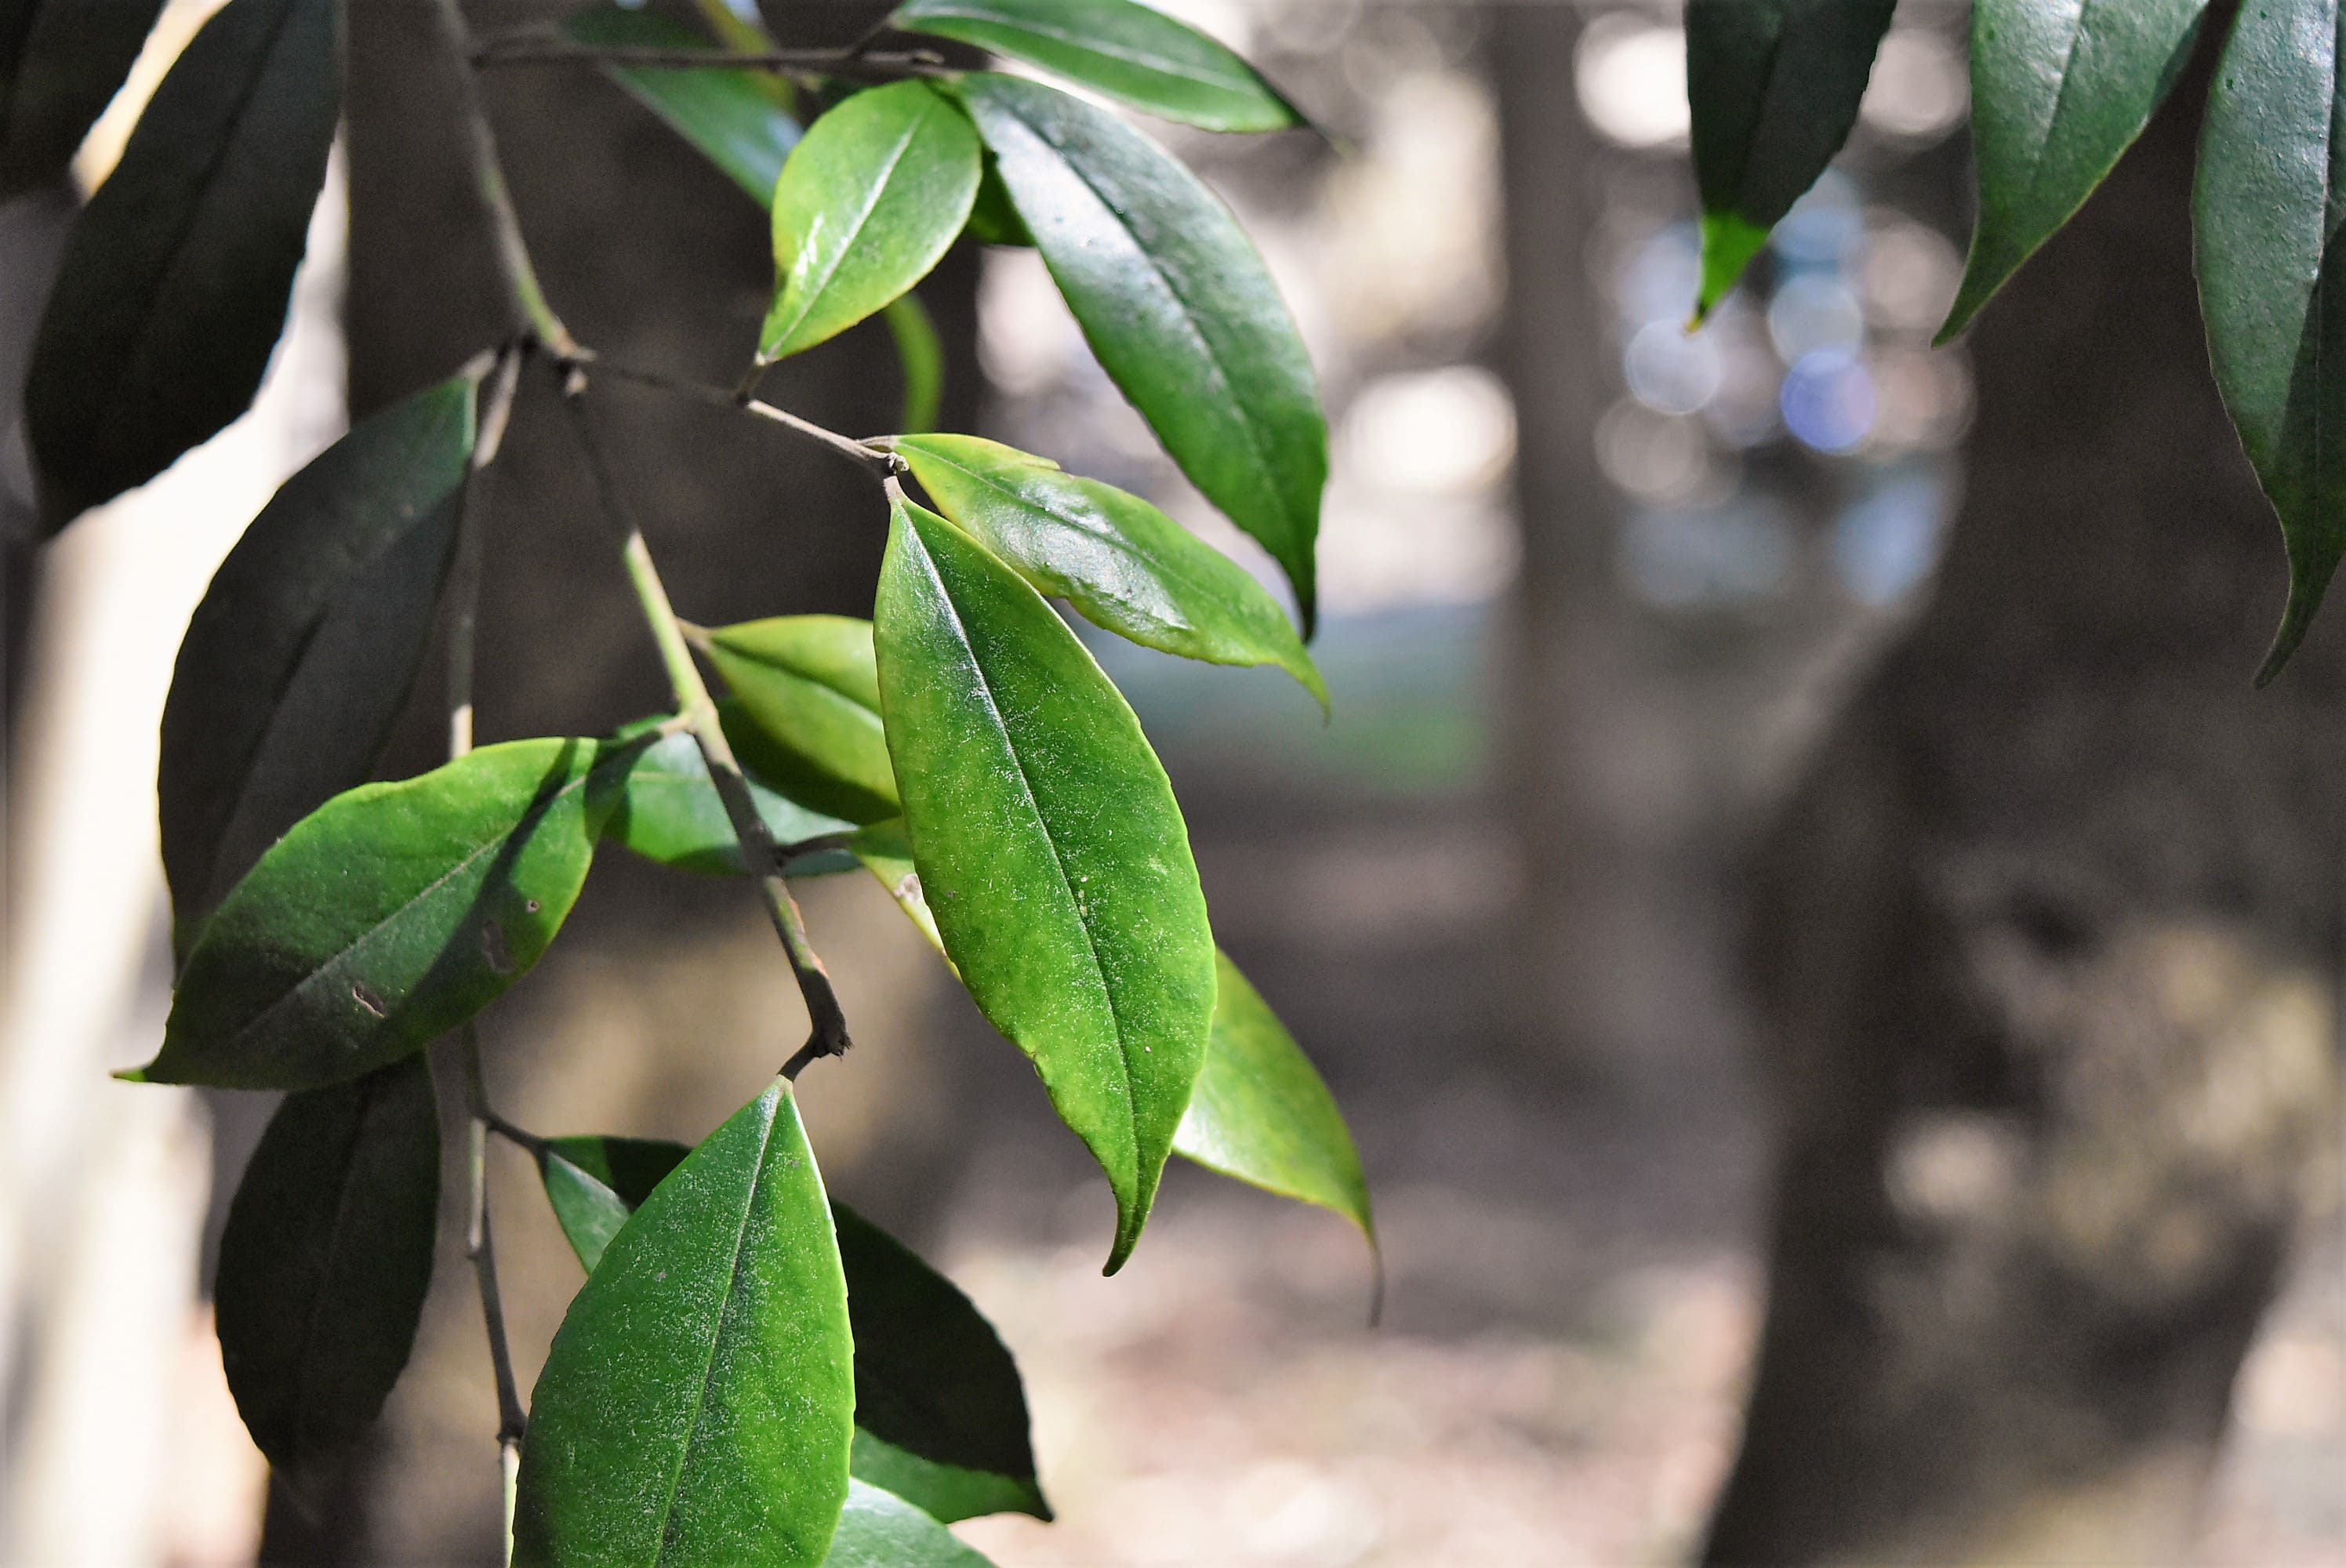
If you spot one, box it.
[1684,0,2346,681]
[13,0,1371,1560]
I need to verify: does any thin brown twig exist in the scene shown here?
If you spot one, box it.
[560,375,854,1073]
[472,34,950,78]
[592,357,896,476]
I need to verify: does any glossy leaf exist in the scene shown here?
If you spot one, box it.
[883,293,946,434]
[214,1055,439,1472]
[1176,953,1373,1243]
[527,1141,1048,1523]
[160,370,479,941]
[833,1201,1048,1522]
[1941,0,2206,340]
[565,5,799,205]
[0,0,165,194]
[1685,0,1894,319]
[892,0,1300,132]
[137,738,621,1091]
[603,715,859,877]
[760,79,981,361]
[515,1082,854,1568]
[890,432,1326,706]
[2196,0,2346,681]
[536,1134,691,1273]
[824,1481,997,1567]
[954,72,1326,633]
[703,616,900,824]
[874,495,1215,1272]
[24,0,341,528]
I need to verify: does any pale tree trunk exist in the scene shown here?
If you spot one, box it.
[1703,33,2342,1566]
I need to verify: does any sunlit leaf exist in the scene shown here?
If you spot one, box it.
[1685,0,1894,319]
[24,0,341,528]
[1175,953,1373,1245]
[137,738,622,1091]
[161,369,480,942]
[528,1142,1048,1523]
[823,1481,997,1566]
[891,432,1324,706]
[892,0,1301,132]
[703,616,900,824]
[954,72,1325,633]
[516,1082,854,1568]
[760,79,981,361]
[1941,0,2206,339]
[874,495,1215,1271]
[214,1055,438,1472]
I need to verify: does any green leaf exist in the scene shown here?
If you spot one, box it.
[136,738,621,1091]
[1685,0,1894,320]
[602,717,859,877]
[1941,0,2206,340]
[891,0,1301,132]
[760,79,981,361]
[824,1481,997,1566]
[703,616,901,824]
[565,5,801,206]
[964,153,1032,245]
[890,432,1325,707]
[1175,953,1373,1243]
[526,1143,1048,1523]
[160,370,480,943]
[515,1081,854,1568]
[874,495,1215,1272]
[536,1135,692,1274]
[2197,0,2346,681]
[24,0,341,528]
[882,293,946,434]
[0,0,165,195]
[833,1202,1048,1522]
[846,819,946,957]
[953,72,1325,633]
[214,1054,439,1472]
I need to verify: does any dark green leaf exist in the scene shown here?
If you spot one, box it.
[1685,0,1894,319]
[890,432,1325,707]
[703,616,901,824]
[160,370,480,943]
[214,1055,439,1472]
[874,495,1215,1272]
[882,292,945,434]
[603,716,859,877]
[760,79,981,361]
[1176,952,1373,1243]
[964,153,1032,245]
[2196,0,2346,681]
[565,5,800,207]
[834,1202,1048,1522]
[0,0,165,195]
[525,1141,1047,1523]
[136,737,621,1091]
[1941,0,2206,340]
[536,1134,691,1273]
[823,1481,997,1566]
[892,0,1301,132]
[24,0,341,528]
[515,1082,854,1568]
[953,72,1325,633]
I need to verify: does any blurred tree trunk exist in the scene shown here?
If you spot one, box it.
[1703,31,2341,1567]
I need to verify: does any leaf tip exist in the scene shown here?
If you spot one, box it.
[1695,210,1770,324]
[113,1065,151,1084]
